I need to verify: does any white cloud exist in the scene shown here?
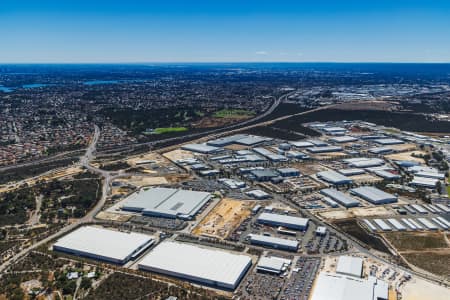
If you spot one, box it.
[255,51,268,55]
[297,52,303,57]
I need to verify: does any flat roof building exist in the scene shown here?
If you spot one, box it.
[253,147,287,162]
[122,187,211,219]
[248,234,299,251]
[329,136,358,143]
[374,138,404,145]
[181,143,221,154]
[373,170,400,180]
[257,212,309,231]
[277,167,300,177]
[250,169,279,182]
[350,186,397,205]
[53,226,154,264]
[310,273,388,300]
[344,157,385,168]
[410,176,439,188]
[317,170,353,185]
[320,188,360,208]
[338,168,366,176]
[138,241,252,290]
[289,141,314,148]
[336,256,363,278]
[256,256,291,275]
[307,146,343,153]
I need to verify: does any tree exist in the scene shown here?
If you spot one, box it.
[80,277,92,290]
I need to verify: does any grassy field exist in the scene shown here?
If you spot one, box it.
[384,232,448,251]
[153,127,188,134]
[384,231,450,278]
[213,109,255,118]
[402,251,450,278]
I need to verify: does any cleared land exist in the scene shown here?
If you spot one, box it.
[385,151,427,163]
[192,198,254,239]
[384,232,450,278]
[402,251,450,278]
[384,232,448,252]
[163,149,195,162]
[401,276,450,300]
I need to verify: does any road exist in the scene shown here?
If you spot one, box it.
[1,97,445,287]
[0,125,108,273]
[95,91,293,154]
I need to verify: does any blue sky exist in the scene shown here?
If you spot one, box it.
[1,0,450,63]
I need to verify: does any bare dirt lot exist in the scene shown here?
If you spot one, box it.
[385,151,427,164]
[294,163,328,176]
[192,198,254,239]
[390,143,417,152]
[118,176,168,188]
[162,149,196,162]
[318,206,392,220]
[127,152,174,167]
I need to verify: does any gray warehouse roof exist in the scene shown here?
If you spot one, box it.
[249,234,299,249]
[350,186,397,204]
[181,143,221,153]
[207,134,248,146]
[374,138,404,145]
[317,170,353,184]
[257,212,309,229]
[122,187,211,219]
[320,189,359,207]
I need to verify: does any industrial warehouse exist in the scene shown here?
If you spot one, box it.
[35,117,450,299]
[52,226,154,264]
[138,241,252,290]
[257,212,309,231]
[121,187,211,219]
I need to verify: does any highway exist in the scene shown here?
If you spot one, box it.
[0,124,109,273]
[1,97,447,288]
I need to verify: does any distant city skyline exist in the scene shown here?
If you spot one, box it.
[1,0,450,63]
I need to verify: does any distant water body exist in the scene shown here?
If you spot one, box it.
[83,80,120,85]
[0,83,50,92]
[0,86,13,92]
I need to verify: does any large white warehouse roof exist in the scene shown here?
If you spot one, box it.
[350,186,397,204]
[310,273,388,300]
[53,226,154,264]
[138,241,252,290]
[122,187,211,219]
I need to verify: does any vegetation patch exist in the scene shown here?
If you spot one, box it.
[274,109,450,133]
[384,232,448,251]
[0,188,36,226]
[334,219,391,254]
[402,251,450,278]
[213,109,255,118]
[153,127,188,134]
[85,272,226,300]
